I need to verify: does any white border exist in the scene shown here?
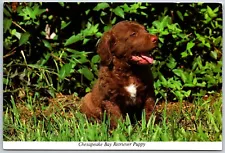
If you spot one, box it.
[2,1,224,152]
[3,142,223,150]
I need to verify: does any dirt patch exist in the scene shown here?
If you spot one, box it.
[15,93,81,123]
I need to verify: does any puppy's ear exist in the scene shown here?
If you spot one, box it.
[97,31,115,65]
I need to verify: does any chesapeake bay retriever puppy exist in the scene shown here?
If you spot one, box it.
[80,21,158,127]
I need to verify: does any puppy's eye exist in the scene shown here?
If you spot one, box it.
[130,32,136,36]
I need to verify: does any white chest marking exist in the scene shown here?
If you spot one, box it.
[125,84,137,103]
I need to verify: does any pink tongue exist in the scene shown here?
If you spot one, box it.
[131,55,154,64]
[140,55,154,64]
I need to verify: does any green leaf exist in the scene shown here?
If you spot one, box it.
[210,51,217,60]
[85,9,91,15]
[160,16,170,30]
[192,61,198,70]
[11,29,21,39]
[184,90,191,97]
[122,4,130,12]
[214,36,222,46]
[83,38,90,45]
[204,14,212,23]
[77,56,89,64]
[166,57,177,69]
[180,72,187,83]
[176,10,184,21]
[111,17,116,24]
[193,77,197,85]
[85,87,91,93]
[82,23,99,37]
[177,33,186,38]
[141,12,148,16]
[187,72,194,83]
[33,5,46,16]
[140,6,147,9]
[181,51,188,58]
[205,42,211,48]
[174,71,184,84]
[78,67,94,81]
[186,41,195,51]
[161,30,169,35]
[48,15,53,20]
[91,55,100,64]
[59,2,65,7]
[148,28,158,35]
[104,25,112,32]
[174,91,183,102]
[19,32,30,46]
[196,82,206,87]
[40,53,50,66]
[196,56,203,69]
[113,6,125,18]
[183,83,195,87]
[213,7,219,13]
[58,63,73,80]
[3,78,9,85]
[159,73,167,86]
[42,40,52,50]
[93,3,110,11]
[173,69,183,77]
[61,21,71,30]
[3,18,12,33]
[207,6,217,18]
[65,34,82,46]
[26,6,35,19]
[4,8,11,17]
[159,37,164,43]
[152,20,161,29]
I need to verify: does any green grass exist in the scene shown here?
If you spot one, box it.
[3,93,222,141]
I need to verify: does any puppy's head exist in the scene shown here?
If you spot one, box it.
[97,21,158,65]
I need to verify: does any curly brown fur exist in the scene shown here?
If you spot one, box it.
[80,21,158,128]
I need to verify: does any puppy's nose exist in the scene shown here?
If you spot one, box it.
[151,36,158,44]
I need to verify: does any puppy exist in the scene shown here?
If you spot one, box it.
[80,21,158,127]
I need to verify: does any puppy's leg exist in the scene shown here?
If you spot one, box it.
[80,93,102,121]
[144,97,155,121]
[103,101,123,128]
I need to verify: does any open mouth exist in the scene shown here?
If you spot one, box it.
[131,52,154,65]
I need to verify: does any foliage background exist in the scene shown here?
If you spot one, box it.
[3,2,222,105]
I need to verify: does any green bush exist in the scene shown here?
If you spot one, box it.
[3,2,222,105]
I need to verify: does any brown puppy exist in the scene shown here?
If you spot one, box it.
[80,21,158,127]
